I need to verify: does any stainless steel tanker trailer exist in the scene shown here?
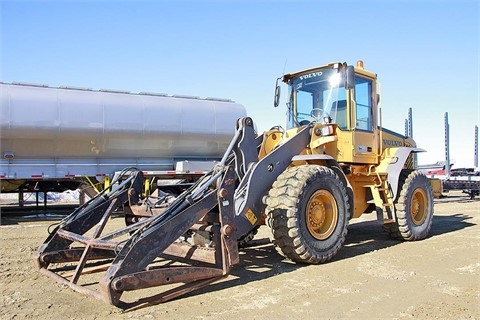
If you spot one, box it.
[0,82,247,205]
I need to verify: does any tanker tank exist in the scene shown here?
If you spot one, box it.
[0,82,247,193]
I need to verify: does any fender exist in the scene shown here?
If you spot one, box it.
[378,147,425,199]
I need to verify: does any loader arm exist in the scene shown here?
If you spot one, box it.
[232,123,311,239]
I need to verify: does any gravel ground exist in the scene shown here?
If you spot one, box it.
[0,191,479,320]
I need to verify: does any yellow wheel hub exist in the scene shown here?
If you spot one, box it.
[410,188,427,225]
[306,190,338,240]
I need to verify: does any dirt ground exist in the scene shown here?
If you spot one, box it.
[1,191,479,320]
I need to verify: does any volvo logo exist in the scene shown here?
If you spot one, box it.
[383,139,403,147]
[299,72,323,80]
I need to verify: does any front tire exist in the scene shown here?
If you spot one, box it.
[387,170,434,240]
[264,165,349,264]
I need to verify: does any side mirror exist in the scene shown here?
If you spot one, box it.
[345,65,355,89]
[274,78,281,108]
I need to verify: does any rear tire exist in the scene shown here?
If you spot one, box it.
[264,165,349,264]
[386,170,434,240]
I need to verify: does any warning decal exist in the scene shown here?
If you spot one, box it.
[245,209,258,225]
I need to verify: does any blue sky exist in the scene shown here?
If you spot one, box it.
[1,0,479,168]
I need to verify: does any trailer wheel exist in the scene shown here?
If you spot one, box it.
[387,170,434,240]
[265,165,349,264]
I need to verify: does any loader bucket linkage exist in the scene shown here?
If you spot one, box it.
[34,120,258,308]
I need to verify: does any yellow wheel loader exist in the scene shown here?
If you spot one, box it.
[35,61,434,307]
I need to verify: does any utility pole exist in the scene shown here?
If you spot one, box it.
[444,112,450,178]
[474,125,478,170]
[406,108,417,168]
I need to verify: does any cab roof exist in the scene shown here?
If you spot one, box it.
[282,61,377,83]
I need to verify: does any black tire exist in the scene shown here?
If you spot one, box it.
[386,170,434,240]
[264,165,349,264]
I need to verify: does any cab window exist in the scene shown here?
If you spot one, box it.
[354,77,373,131]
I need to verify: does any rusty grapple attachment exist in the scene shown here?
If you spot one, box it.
[34,163,241,307]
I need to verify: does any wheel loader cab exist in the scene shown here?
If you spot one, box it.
[282,61,380,165]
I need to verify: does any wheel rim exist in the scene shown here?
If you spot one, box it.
[306,190,338,240]
[410,188,428,225]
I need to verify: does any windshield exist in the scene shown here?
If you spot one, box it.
[287,68,347,129]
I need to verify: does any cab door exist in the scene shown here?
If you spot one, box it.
[351,75,378,164]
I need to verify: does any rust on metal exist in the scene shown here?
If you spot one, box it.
[35,166,241,307]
